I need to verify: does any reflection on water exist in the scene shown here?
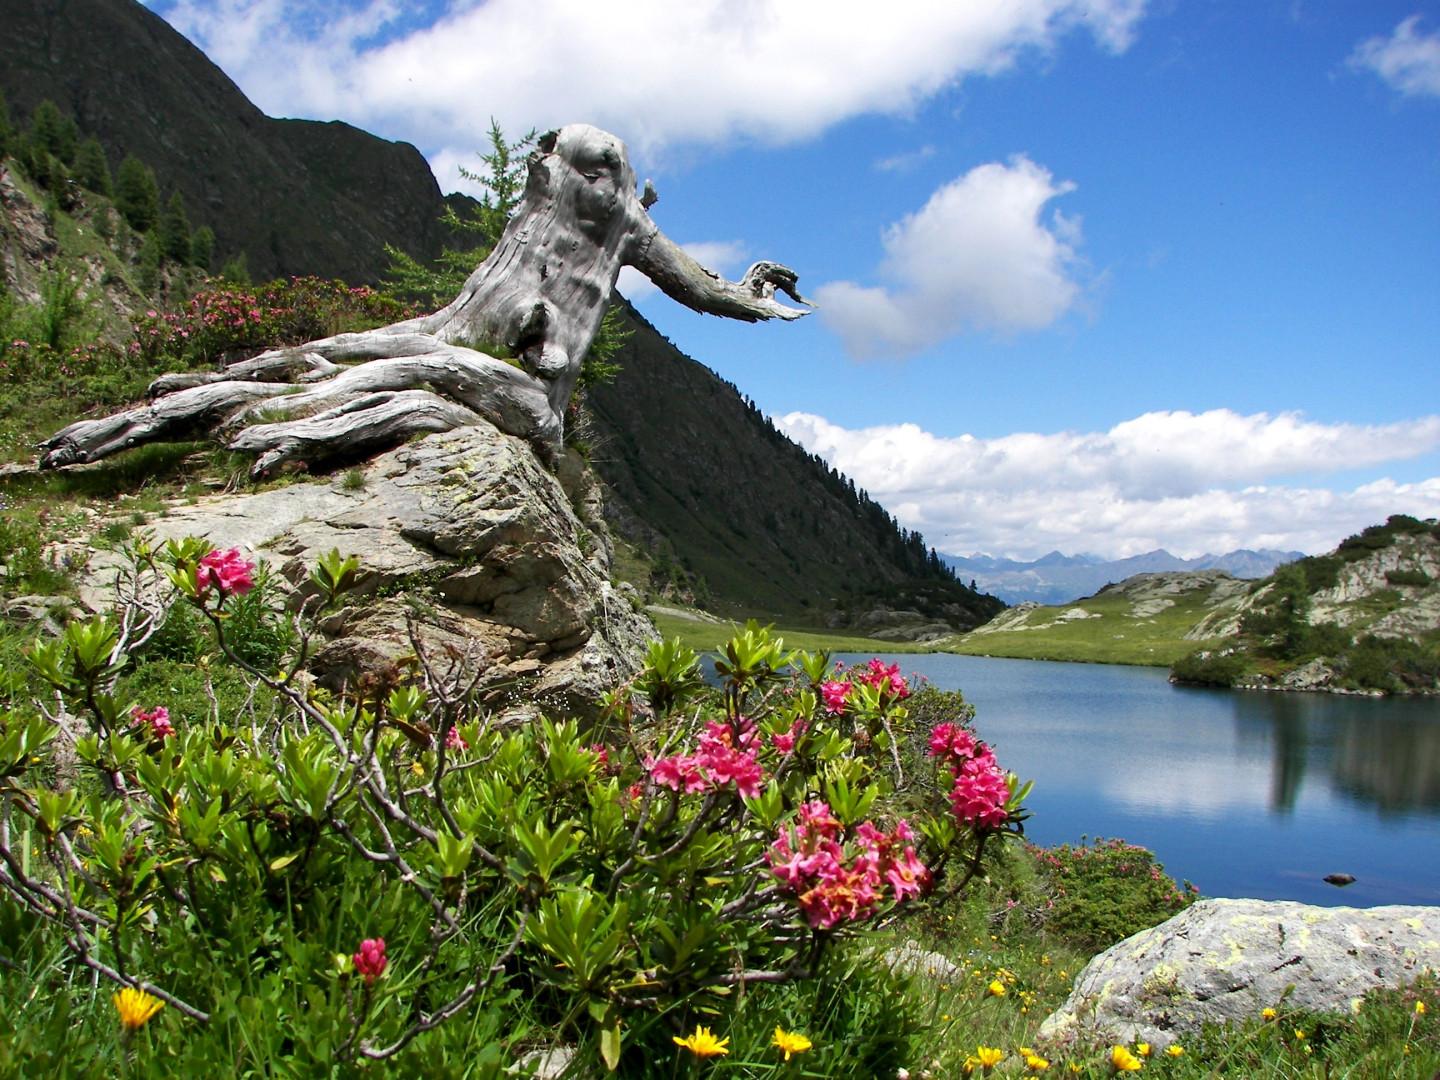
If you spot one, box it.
[832,653,1440,905]
[1231,691,1440,816]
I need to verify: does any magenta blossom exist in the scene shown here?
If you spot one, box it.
[131,706,174,740]
[820,680,851,714]
[197,548,255,598]
[353,938,387,984]
[445,726,469,752]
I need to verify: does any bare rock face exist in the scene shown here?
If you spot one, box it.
[85,424,654,714]
[1037,898,1440,1051]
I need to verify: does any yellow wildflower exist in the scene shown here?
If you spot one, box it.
[975,1046,1006,1070]
[1109,1045,1143,1072]
[1165,1045,1184,1058]
[113,987,164,1031]
[1416,1000,1427,1015]
[962,1056,981,1075]
[988,979,1006,997]
[1294,1029,1306,1040]
[1024,1051,1050,1072]
[673,1025,729,1057]
[771,1027,811,1061]
[1261,1007,1277,1021]
[1136,1042,1151,1057]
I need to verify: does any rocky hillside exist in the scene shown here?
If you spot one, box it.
[0,0,465,283]
[1173,515,1440,694]
[586,301,1004,636]
[948,569,1248,666]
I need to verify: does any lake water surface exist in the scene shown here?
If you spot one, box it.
[834,654,1440,907]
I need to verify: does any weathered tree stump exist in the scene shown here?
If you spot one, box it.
[39,124,810,474]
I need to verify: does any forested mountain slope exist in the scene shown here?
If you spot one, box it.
[0,0,461,282]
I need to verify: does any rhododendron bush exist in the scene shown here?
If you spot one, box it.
[0,538,1029,1074]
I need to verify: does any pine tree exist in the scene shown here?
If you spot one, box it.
[219,251,250,284]
[159,191,191,263]
[137,230,162,294]
[190,225,214,271]
[30,101,77,166]
[75,138,112,195]
[116,156,159,231]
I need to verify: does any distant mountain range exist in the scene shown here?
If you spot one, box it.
[942,548,1305,606]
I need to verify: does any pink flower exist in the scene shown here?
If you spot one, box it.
[445,726,468,752]
[589,744,609,768]
[650,754,708,794]
[131,706,174,740]
[859,659,910,698]
[885,846,931,902]
[820,680,851,714]
[197,548,255,598]
[798,800,844,839]
[353,938,387,983]
[927,723,976,761]
[771,730,796,754]
[948,766,1011,830]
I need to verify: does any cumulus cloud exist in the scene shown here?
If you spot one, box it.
[1350,15,1440,98]
[149,0,1148,159]
[814,156,1084,357]
[776,409,1440,558]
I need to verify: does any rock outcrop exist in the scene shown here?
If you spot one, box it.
[1038,898,1440,1051]
[81,424,654,715]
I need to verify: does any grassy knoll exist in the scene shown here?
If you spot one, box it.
[948,578,1231,667]
[646,610,937,655]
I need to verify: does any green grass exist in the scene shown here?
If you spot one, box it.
[948,586,1229,667]
[646,611,938,655]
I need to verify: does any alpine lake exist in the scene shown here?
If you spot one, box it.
[827,654,1440,907]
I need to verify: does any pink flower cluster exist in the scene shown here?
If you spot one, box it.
[858,658,910,698]
[650,717,765,800]
[197,548,255,598]
[353,937,387,984]
[928,723,1010,831]
[768,801,931,929]
[131,706,174,740]
[770,720,805,754]
[820,659,911,714]
[445,725,469,752]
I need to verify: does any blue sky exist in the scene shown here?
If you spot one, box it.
[146,0,1440,559]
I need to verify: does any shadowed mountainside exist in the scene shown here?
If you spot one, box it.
[586,301,1004,632]
[0,0,465,282]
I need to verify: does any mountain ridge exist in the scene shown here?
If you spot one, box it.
[944,547,1304,605]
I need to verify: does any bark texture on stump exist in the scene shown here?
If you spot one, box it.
[39,124,810,474]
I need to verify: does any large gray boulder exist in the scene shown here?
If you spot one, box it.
[81,423,654,714]
[1038,898,1440,1051]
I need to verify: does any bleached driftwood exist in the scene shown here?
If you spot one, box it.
[39,124,809,475]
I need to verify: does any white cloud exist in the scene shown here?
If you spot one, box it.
[875,145,937,173]
[814,156,1084,357]
[616,240,749,301]
[1350,15,1440,98]
[776,409,1440,559]
[149,0,1148,161]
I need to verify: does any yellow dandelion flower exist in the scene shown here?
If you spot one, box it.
[976,1046,1006,1069]
[1109,1045,1143,1072]
[1024,1051,1050,1072]
[988,979,1006,997]
[1136,1042,1151,1057]
[1069,1065,1082,1074]
[1416,1000,1427,1015]
[673,1025,729,1057]
[1294,1028,1305,1040]
[772,1027,811,1061]
[113,987,164,1031]
[962,1056,981,1075]
[1261,1007,1277,1021]
[1165,1045,1184,1058]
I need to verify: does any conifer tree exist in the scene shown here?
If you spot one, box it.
[137,230,162,294]
[159,191,191,263]
[30,101,77,166]
[116,156,159,231]
[75,138,112,195]
[190,225,214,271]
